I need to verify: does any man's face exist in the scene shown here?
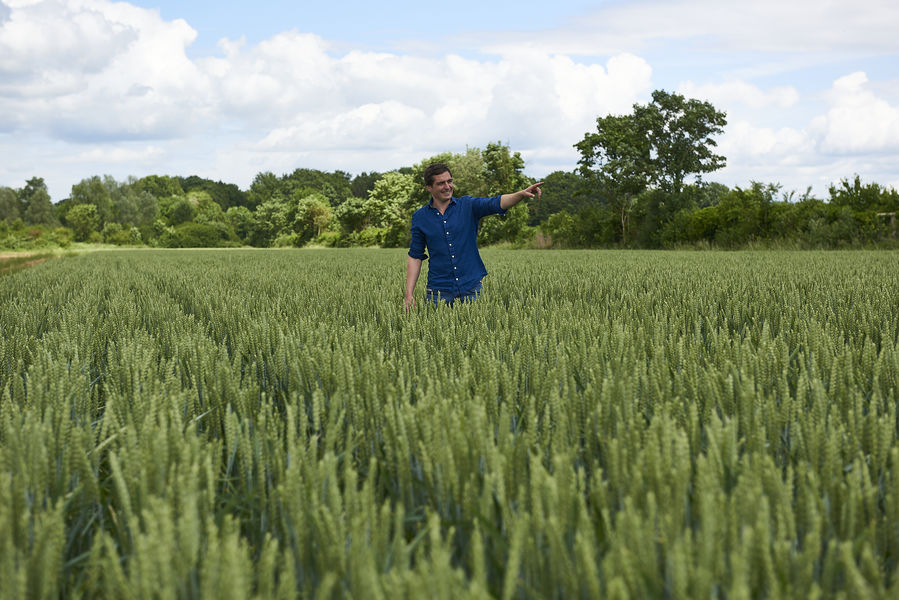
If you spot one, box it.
[427,171,454,203]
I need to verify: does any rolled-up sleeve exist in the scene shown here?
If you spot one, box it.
[408,215,428,260]
[470,194,505,220]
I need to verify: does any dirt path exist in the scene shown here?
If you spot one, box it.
[0,252,53,274]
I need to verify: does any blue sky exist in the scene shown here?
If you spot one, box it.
[1,0,898,200]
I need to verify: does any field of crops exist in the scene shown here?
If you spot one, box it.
[1,248,898,598]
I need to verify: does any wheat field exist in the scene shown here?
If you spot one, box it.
[1,248,897,598]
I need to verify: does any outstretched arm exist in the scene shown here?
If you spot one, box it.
[500,181,544,210]
[404,256,422,312]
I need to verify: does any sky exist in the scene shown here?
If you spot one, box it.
[1,0,898,201]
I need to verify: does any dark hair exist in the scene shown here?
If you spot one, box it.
[423,163,452,187]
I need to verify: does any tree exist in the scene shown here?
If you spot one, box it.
[251,197,290,247]
[159,196,196,226]
[635,90,727,194]
[21,177,58,226]
[483,141,530,195]
[178,175,250,210]
[528,170,602,225]
[576,90,727,244]
[294,194,334,242]
[190,191,227,225]
[575,114,650,245]
[68,176,114,225]
[828,175,899,212]
[335,197,368,234]
[365,172,416,229]
[225,206,255,242]
[0,186,20,222]
[132,175,184,199]
[66,204,100,241]
[410,147,487,207]
[247,172,283,208]
[282,169,353,207]
[365,172,417,247]
[350,171,382,199]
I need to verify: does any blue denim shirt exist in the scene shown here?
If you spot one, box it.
[408,195,505,295]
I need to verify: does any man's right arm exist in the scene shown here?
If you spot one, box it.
[405,256,423,311]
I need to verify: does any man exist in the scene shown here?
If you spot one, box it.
[404,163,543,310]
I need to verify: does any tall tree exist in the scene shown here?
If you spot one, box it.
[132,175,184,199]
[350,171,382,199]
[483,141,529,195]
[576,90,727,243]
[68,176,114,225]
[294,194,334,241]
[21,177,58,226]
[635,90,727,194]
[575,114,650,245]
[66,204,100,241]
[0,186,20,222]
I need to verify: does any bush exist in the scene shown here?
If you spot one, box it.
[172,223,234,248]
[49,227,72,248]
[273,232,303,248]
[312,231,341,247]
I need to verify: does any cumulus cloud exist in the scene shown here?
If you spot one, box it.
[0,0,651,165]
[708,72,899,193]
[0,0,208,141]
[812,72,899,154]
[719,121,810,163]
[2,0,897,200]
[677,80,800,110]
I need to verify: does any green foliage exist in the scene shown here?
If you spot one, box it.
[225,206,255,242]
[21,177,59,227]
[66,203,100,242]
[529,170,603,225]
[293,193,334,244]
[483,141,530,196]
[282,168,354,207]
[159,196,197,226]
[365,172,417,247]
[132,174,185,199]
[334,196,368,234]
[100,222,140,246]
[829,174,899,212]
[350,171,382,199]
[178,175,251,211]
[635,90,727,194]
[477,203,533,247]
[576,90,727,244]
[2,249,897,598]
[0,186,22,222]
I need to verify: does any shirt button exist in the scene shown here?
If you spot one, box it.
[455,278,459,281]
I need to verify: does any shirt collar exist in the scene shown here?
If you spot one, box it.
[428,196,456,211]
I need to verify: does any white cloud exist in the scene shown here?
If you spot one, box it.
[678,80,800,110]
[720,121,810,163]
[812,72,899,154]
[707,72,899,193]
[0,0,209,141]
[474,0,899,58]
[1,0,897,201]
[63,144,166,164]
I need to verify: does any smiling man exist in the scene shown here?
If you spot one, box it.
[404,163,544,310]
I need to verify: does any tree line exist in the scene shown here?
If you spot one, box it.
[2,91,898,251]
